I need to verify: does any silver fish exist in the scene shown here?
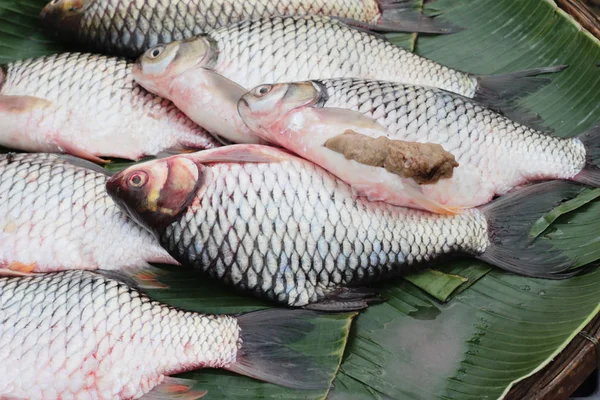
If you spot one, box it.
[39,0,455,58]
[133,15,565,144]
[0,152,176,276]
[106,146,584,310]
[0,270,330,399]
[238,79,600,210]
[0,53,219,162]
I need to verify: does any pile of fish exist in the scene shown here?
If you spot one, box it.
[0,0,598,398]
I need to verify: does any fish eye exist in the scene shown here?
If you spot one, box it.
[255,85,272,97]
[127,171,148,188]
[148,46,165,59]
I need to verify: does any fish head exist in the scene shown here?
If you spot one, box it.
[40,0,89,32]
[134,36,217,98]
[238,81,324,140]
[106,156,205,233]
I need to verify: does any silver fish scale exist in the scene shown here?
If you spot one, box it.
[0,270,240,399]
[316,78,586,190]
[0,153,173,272]
[209,16,478,97]
[160,158,489,307]
[72,0,380,56]
[1,53,219,156]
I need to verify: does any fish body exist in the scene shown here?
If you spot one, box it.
[39,0,455,58]
[239,79,597,210]
[106,146,584,308]
[0,53,219,161]
[0,270,329,398]
[0,153,176,275]
[133,16,565,144]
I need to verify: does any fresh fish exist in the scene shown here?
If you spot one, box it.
[0,270,330,399]
[0,53,219,162]
[0,152,177,278]
[106,146,585,310]
[39,0,456,58]
[132,16,565,144]
[238,79,600,210]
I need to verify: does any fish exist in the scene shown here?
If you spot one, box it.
[0,270,331,399]
[132,16,566,145]
[0,152,177,280]
[0,53,220,162]
[39,0,457,58]
[238,79,600,211]
[106,145,586,310]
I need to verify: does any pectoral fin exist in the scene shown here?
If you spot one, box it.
[53,137,110,164]
[141,377,207,400]
[352,182,461,215]
[188,144,294,164]
[313,108,389,134]
[0,261,40,276]
[0,95,53,114]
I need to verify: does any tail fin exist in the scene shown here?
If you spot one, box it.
[574,123,600,186]
[474,65,568,130]
[478,181,585,279]
[340,0,460,34]
[227,309,332,390]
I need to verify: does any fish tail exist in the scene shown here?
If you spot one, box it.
[478,181,584,279]
[474,65,568,129]
[574,123,600,186]
[342,0,460,34]
[227,309,332,390]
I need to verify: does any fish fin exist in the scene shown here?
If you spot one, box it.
[127,264,170,290]
[157,146,202,158]
[53,137,110,164]
[574,123,600,186]
[474,65,568,130]
[314,108,389,133]
[338,0,460,34]
[0,95,53,114]
[0,261,37,276]
[479,181,585,278]
[304,288,386,312]
[188,145,293,164]
[95,270,141,289]
[352,182,460,215]
[227,309,332,390]
[102,264,169,290]
[58,154,114,176]
[0,264,40,277]
[141,377,207,400]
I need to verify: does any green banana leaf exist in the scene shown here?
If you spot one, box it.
[2,0,600,399]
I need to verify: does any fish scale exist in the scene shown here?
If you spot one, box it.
[0,153,175,273]
[0,53,219,159]
[0,271,240,399]
[159,158,489,307]
[207,16,477,97]
[44,0,385,57]
[310,78,587,207]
